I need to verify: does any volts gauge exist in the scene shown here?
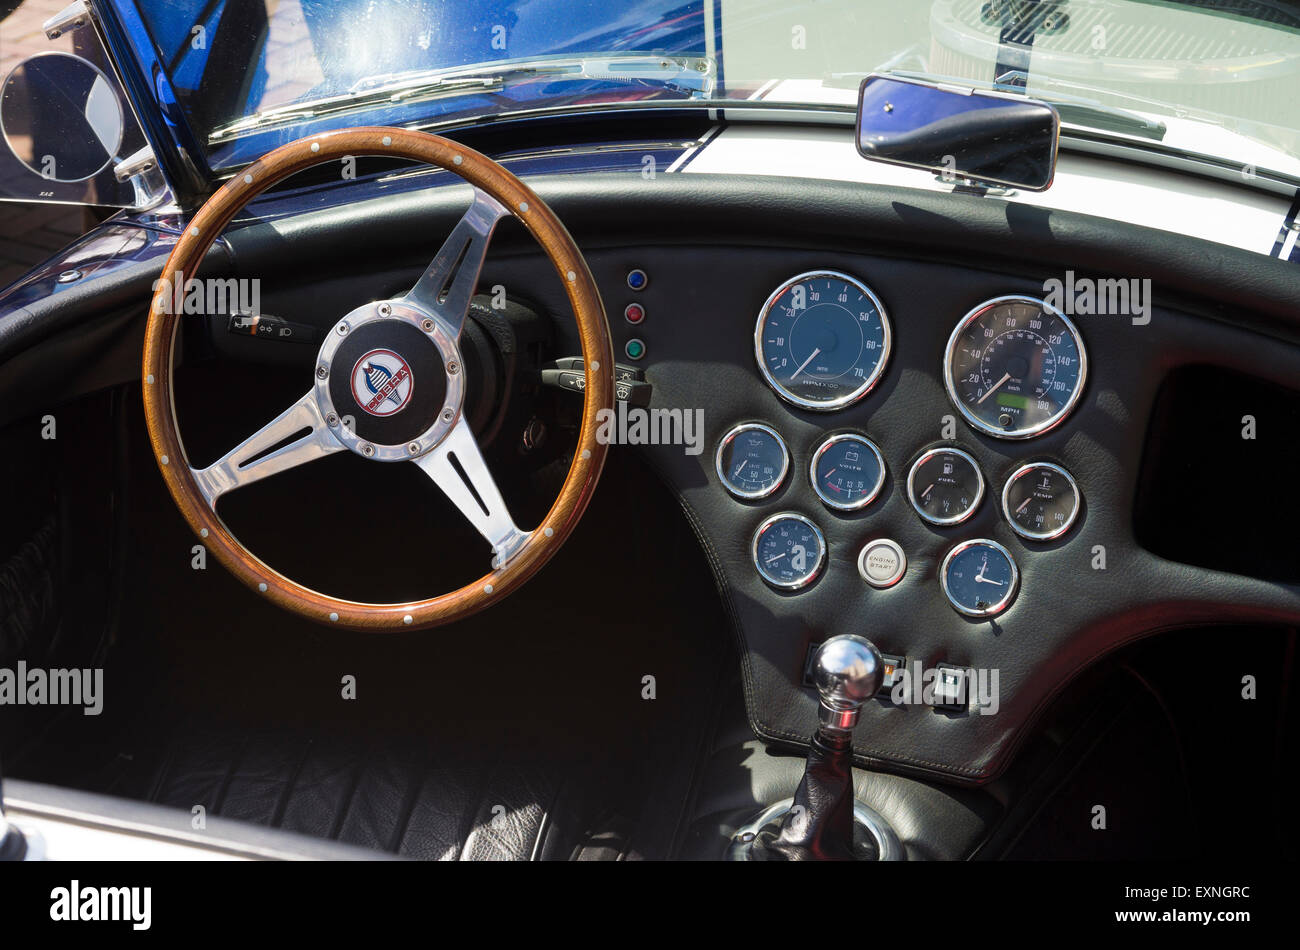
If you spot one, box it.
[810,433,886,511]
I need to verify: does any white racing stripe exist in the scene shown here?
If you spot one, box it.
[1281,225,1300,261]
[674,123,1292,258]
[666,124,724,174]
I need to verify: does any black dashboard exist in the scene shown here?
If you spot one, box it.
[8,168,1300,787]
[533,238,1297,783]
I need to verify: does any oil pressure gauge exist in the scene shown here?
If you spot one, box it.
[940,539,1019,617]
[907,446,985,525]
[716,423,789,500]
[1002,461,1080,540]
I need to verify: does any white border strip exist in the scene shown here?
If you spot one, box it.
[666,124,724,174]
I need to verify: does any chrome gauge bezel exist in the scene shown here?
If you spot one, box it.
[906,446,985,526]
[751,512,827,591]
[714,422,790,501]
[942,294,1088,440]
[1001,460,1081,541]
[753,270,893,411]
[809,433,887,511]
[940,538,1020,618]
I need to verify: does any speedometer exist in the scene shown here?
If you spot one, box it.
[944,295,1087,439]
[755,271,891,410]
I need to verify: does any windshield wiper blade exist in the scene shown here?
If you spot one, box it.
[887,69,1168,142]
[208,76,506,141]
[1049,99,1166,140]
[209,54,715,143]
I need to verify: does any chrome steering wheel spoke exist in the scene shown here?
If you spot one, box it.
[192,390,344,506]
[413,415,529,569]
[402,188,508,339]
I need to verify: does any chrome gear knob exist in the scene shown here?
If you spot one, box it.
[812,635,883,736]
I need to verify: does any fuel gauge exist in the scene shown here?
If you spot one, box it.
[907,446,985,526]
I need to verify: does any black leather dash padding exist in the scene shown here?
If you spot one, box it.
[8,166,1300,427]
[144,725,603,861]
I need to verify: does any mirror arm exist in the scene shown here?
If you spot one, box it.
[43,0,92,40]
[114,145,172,212]
[937,175,1018,198]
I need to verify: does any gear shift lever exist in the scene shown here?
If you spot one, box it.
[736,635,899,861]
[811,634,883,742]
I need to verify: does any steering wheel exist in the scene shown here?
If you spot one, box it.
[142,128,614,631]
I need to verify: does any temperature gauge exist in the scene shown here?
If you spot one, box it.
[810,433,886,511]
[940,539,1019,617]
[752,513,826,590]
[906,447,985,525]
[1002,461,1080,541]
[716,423,789,500]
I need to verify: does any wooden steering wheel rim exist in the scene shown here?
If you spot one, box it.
[142,127,614,631]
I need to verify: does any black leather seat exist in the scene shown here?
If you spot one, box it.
[143,724,611,860]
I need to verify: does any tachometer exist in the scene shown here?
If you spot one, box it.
[944,295,1087,439]
[755,271,891,410]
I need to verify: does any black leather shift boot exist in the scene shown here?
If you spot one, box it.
[752,734,858,861]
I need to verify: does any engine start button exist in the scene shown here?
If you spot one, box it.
[858,538,906,589]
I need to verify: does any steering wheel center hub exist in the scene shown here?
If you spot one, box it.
[314,300,465,460]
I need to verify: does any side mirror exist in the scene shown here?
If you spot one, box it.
[1,51,124,183]
[0,39,152,210]
[856,74,1059,192]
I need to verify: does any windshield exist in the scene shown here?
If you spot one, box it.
[125,0,1300,177]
